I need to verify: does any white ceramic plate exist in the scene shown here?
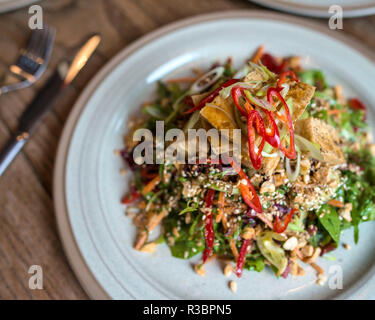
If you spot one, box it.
[250,0,375,18]
[0,0,39,13]
[54,11,375,300]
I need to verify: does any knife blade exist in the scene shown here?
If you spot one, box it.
[0,34,101,177]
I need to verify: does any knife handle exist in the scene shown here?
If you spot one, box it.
[0,132,28,177]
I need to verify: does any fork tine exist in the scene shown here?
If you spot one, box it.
[27,26,50,60]
[24,27,47,59]
[32,26,55,64]
[40,26,55,62]
[31,26,49,60]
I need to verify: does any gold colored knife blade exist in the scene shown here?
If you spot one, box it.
[63,34,101,86]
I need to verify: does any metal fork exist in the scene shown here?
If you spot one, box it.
[0,25,55,95]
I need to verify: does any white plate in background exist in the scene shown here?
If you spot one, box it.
[250,0,375,18]
[54,11,375,299]
[0,0,39,13]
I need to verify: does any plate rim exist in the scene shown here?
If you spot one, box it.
[0,0,40,13]
[249,0,375,18]
[53,9,375,300]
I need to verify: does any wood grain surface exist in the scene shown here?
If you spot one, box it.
[0,0,375,300]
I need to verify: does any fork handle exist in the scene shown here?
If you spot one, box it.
[0,72,26,95]
[0,132,28,177]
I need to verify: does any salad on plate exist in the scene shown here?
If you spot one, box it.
[119,46,375,287]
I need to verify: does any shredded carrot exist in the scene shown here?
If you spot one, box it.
[166,77,197,84]
[251,45,265,64]
[310,262,325,275]
[295,249,304,260]
[327,109,344,115]
[141,101,154,107]
[205,254,217,264]
[222,212,228,232]
[138,201,146,209]
[142,175,161,195]
[244,101,254,113]
[134,232,147,250]
[216,192,225,223]
[230,239,239,259]
[334,85,343,100]
[327,199,344,208]
[135,210,168,250]
[256,213,274,230]
[192,67,204,77]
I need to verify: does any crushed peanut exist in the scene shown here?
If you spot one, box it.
[194,264,206,277]
[300,245,314,258]
[297,265,306,276]
[304,247,321,264]
[260,180,275,194]
[140,242,157,253]
[229,281,237,293]
[339,203,353,222]
[283,237,298,251]
[241,227,255,240]
[224,264,233,277]
[316,273,327,286]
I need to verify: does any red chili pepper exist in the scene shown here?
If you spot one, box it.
[274,208,298,233]
[264,110,280,148]
[247,110,266,170]
[232,86,251,117]
[140,167,158,180]
[227,158,263,213]
[235,239,251,277]
[277,71,298,88]
[184,79,239,114]
[348,98,367,117]
[320,242,337,256]
[261,53,287,74]
[183,95,194,108]
[267,87,296,159]
[235,88,280,150]
[202,189,216,262]
[121,189,141,204]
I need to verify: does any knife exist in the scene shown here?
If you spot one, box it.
[0,34,101,177]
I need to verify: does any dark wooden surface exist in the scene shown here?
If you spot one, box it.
[0,0,374,300]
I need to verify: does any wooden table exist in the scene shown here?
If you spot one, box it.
[0,0,374,300]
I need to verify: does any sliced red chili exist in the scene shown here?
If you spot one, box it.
[183,95,194,108]
[184,79,239,114]
[235,239,251,277]
[267,87,296,159]
[232,86,251,117]
[247,110,266,170]
[274,208,298,233]
[121,189,141,204]
[277,71,298,88]
[227,158,263,214]
[140,167,158,180]
[320,242,337,256]
[202,189,216,262]
[261,53,287,74]
[349,98,367,120]
[264,110,280,149]
[238,90,280,150]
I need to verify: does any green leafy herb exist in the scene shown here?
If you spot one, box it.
[178,200,198,215]
[316,204,341,243]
